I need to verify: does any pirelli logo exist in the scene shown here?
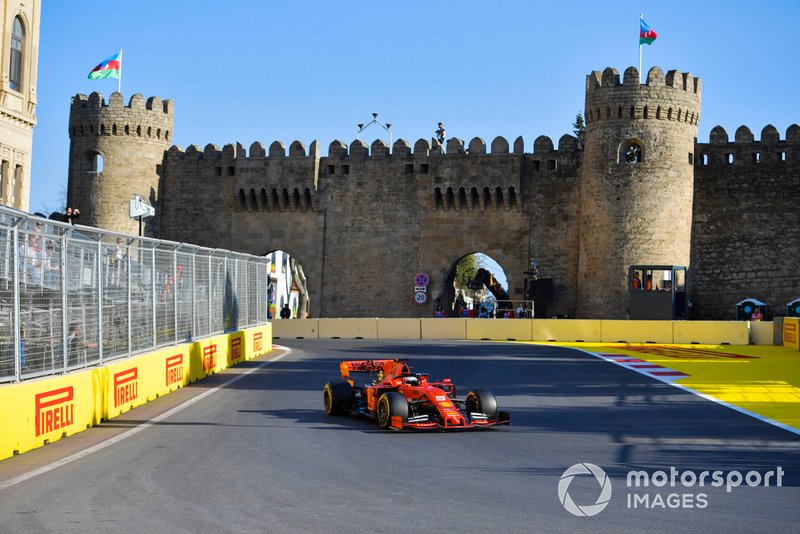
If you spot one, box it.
[203,343,217,371]
[231,337,242,361]
[35,386,74,437]
[253,332,263,352]
[114,367,139,408]
[165,354,184,386]
[785,322,797,345]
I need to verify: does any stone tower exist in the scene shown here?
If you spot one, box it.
[577,66,701,319]
[67,92,173,235]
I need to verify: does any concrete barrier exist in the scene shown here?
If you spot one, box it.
[749,321,774,346]
[0,325,272,461]
[421,318,466,339]
[531,319,602,342]
[466,319,532,341]
[377,319,421,339]
[672,321,748,344]
[318,318,378,339]
[272,319,319,339]
[602,320,674,344]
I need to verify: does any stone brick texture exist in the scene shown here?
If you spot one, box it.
[66,67,800,320]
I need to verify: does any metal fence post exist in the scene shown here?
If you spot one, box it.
[12,225,20,381]
[127,239,132,356]
[61,232,69,372]
[151,248,156,349]
[191,251,196,341]
[97,240,104,364]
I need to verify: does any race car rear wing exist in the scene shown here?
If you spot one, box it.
[339,359,409,380]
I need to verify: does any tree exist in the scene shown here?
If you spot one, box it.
[573,112,586,150]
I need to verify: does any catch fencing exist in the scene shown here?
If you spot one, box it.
[0,205,269,383]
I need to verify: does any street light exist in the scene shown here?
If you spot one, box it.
[129,194,155,237]
[356,112,392,152]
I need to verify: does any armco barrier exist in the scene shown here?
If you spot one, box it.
[318,318,378,339]
[602,320,674,344]
[531,319,602,342]
[272,319,320,339]
[377,319,422,339]
[672,321,748,344]
[467,319,532,341]
[0,324,272,461]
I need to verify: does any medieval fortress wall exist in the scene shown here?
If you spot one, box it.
[66,66,800,320]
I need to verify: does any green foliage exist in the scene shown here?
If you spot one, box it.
[573,112,586,149]
[454,254,481,297]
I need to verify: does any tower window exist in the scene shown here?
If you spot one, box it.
[9,17,23,91]
[725,153,733,165]
[701,154,709,166]
[688,153,694,165]
[619,139,644,164]
[753,152,760,164]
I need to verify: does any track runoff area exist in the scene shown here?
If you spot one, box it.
[551,341,800,435]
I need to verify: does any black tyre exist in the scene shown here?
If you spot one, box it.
[323,382,354,415]
[465,389,498,419]
[377,392,408,430]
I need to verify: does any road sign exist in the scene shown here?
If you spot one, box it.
[414,291,428,304]
[415,272,430,287]
[415,286,427,292]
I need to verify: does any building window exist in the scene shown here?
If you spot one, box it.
[419,163,429,174]
[405,164,413,174]
[619,139,644,164]
[688,153,694,165]
[9,17,23,92]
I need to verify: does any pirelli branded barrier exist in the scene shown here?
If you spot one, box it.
[273,319,763,345]
[784,318,800,350]
[0,325,272,461]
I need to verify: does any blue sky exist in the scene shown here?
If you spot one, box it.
[30,0,799,215]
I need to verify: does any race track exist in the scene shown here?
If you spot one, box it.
[0,339,798,533]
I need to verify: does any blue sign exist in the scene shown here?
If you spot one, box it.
[415,272,430,287]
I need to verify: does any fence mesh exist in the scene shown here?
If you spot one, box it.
[0,205,270,383]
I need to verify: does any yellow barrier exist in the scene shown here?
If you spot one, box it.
[272,319,319,339]
[749,321,774,346]
[377,319,421,339]
[672,321,748,345]
[318,318,378,339]
[0,324,272,461]
[421,318,466,339]
[531,319,602,342]
[602,320,674,343]
[784,318,799,350]
[466,319,532,341]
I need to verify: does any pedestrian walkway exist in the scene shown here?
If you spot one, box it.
[534,342,800,435]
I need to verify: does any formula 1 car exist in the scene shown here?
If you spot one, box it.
[323,359,510,430]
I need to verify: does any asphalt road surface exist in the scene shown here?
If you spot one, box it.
[0,339,798,533]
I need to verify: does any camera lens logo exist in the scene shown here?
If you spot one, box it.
[558,463,613,517]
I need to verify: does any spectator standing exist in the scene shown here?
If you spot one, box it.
[434,304,445,318]
[280,304,291,319]
[750,308,763,321]
[436,122,446,145]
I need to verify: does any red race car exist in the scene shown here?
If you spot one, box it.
[323,359,510,430]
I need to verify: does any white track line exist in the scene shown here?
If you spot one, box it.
[575,347,800,437]
[0,345,292,491]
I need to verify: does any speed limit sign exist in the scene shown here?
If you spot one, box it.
[414,291,428,304]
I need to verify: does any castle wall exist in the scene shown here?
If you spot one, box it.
[691,124,800,319]
[69,66,800,321]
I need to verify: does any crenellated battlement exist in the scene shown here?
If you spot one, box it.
[69,92,173,141]
[585,66,701,126]
[164,134,579,161]
[695,124,800,167]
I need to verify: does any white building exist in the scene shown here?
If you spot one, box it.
[0,0,39,211]
[266,250,302,319]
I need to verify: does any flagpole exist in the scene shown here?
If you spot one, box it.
[118,49,123,93]
[639,14,643,83]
